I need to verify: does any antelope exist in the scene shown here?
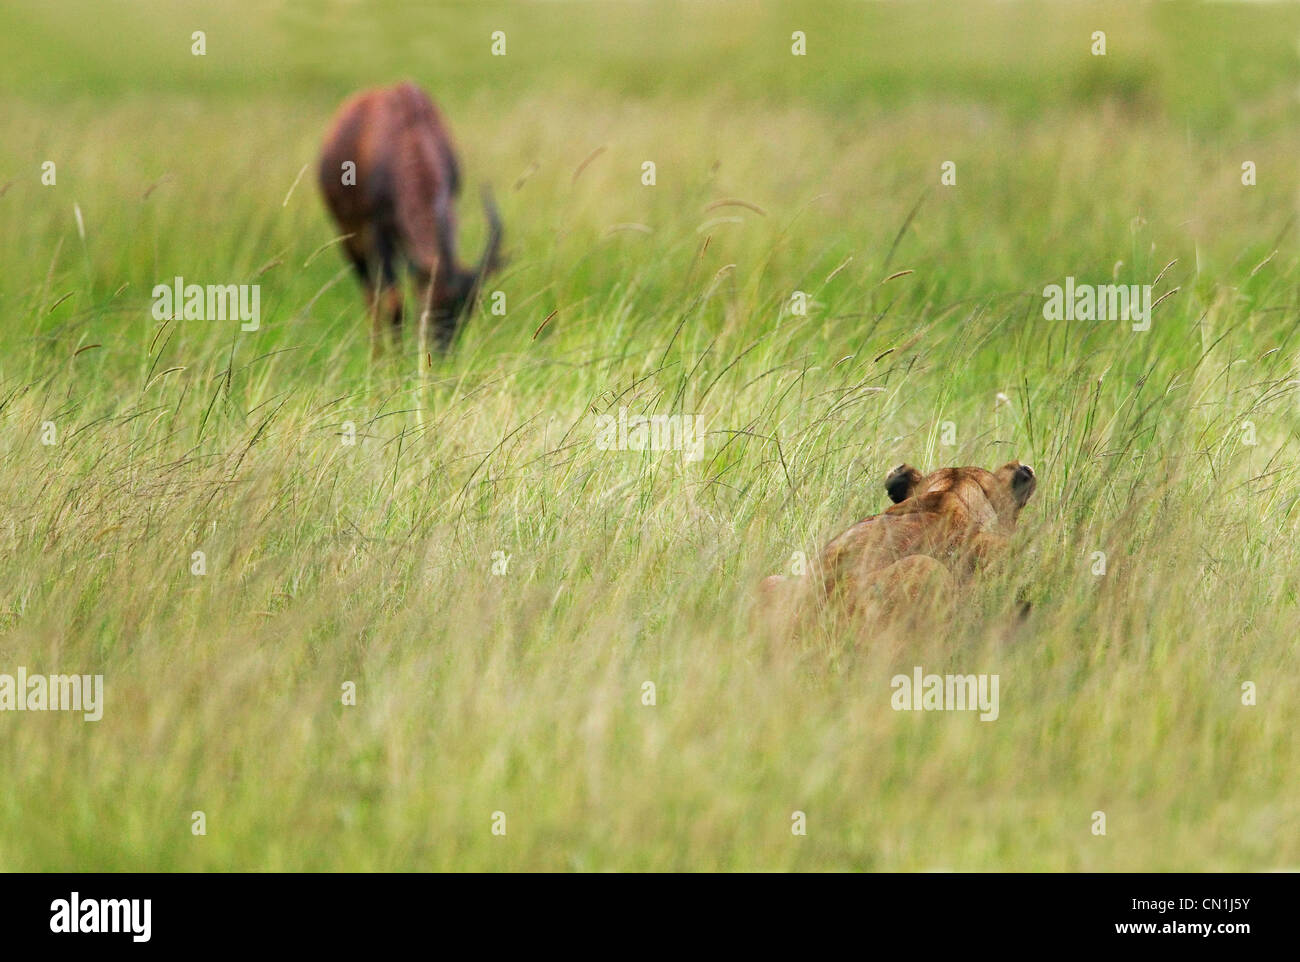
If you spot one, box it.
[318,82,504,356]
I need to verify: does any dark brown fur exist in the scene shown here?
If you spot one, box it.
[318,82,503,355]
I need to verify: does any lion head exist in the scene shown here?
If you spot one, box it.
[759,460,1037,632]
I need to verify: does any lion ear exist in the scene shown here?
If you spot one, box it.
[1005,461,1036,508]
[884,464,923,503]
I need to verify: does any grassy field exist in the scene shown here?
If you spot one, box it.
[1,0,1298,871]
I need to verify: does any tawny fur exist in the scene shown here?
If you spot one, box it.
[760,461,1036,633]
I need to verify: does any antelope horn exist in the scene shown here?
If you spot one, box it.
[476,185,503,278]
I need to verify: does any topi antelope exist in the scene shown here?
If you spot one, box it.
[318,82,504,356]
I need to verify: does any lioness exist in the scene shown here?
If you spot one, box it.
[760,461,1036,630]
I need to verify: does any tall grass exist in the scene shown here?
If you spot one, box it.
[0,0,1296,870]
